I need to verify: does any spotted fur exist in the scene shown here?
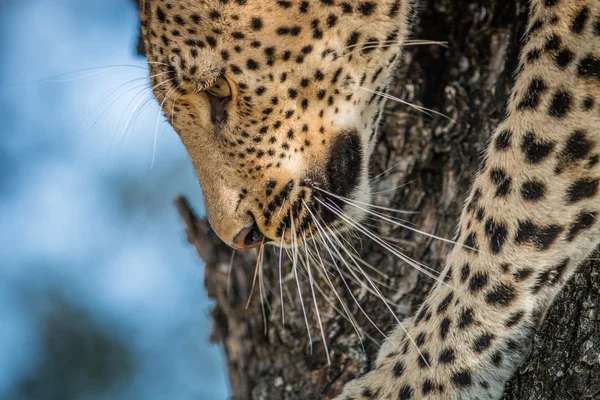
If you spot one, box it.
[140,0,411,247]
[140,0,600,399]
[337,0,600,398]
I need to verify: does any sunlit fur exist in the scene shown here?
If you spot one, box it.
[140,0,412,247]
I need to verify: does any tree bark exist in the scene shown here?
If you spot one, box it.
[167,0,600,399]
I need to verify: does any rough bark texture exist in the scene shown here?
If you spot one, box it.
[148,0,600,399]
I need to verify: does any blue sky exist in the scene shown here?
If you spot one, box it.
[0,0,229,398]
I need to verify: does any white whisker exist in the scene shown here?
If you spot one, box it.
[304,230,370,352]
[370,161,405,183]
[151,90,181,169]
[258,242,268,335]
[71,74,165,142]
[226,249,236,299]
[342,39,448,59]
[313,187,472,252]
[315,187,416,215]
[152,84,177,166]
[316,198,450,287]
[278,227,286,323]
[7,64,163,86]
[290,212,313,350]
[301,231,331,365]
[77,82,150,147]
[245,244,263,310]
[317,202,432,369]
[370,182,415,195]
[344,39,448,51]
[309,211,389,340]
[359,86,456,124]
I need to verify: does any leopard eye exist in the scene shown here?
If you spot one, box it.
[206,77,231,98]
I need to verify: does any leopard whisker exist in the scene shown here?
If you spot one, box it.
[313,186,416,215]
[258,240,268,335]
[10,63,166,86]
[370,181,416,195]
[316,197,449,287]
[370,161,406,183]
[320,215,429,367]
[72,72,168,143]
[290,211,313,352]
[151,84,178,166]
[358,86,456,124]
[110,88,155,156]
[308,209,390,341]
[117,89,156,144]
[313,187,472,252]
[304,230,370,352]
[325,198,445,280]
[343,39,447,51]
[226,250,235,299]
[151,90,181,168]
[329,231,392,282]
[77,82,149,147]
[109,76,174,156]
[245,239,263,310]
[342,39,448,58]
[320,219,407,308]
[319,200,434,369]
[301,229,331,365]
[278,226,286,324]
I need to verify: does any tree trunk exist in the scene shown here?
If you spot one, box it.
[167,0,600,399]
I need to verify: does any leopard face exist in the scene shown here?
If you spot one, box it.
[140,0,410,249]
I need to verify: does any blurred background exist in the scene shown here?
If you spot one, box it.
[0,0,229,398]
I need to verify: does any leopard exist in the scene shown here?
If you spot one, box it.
[139,0,600,399]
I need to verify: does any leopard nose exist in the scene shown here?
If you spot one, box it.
[326,130,362,198]
[232,223,265,250]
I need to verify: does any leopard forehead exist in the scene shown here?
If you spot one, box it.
[140,0,411,247]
